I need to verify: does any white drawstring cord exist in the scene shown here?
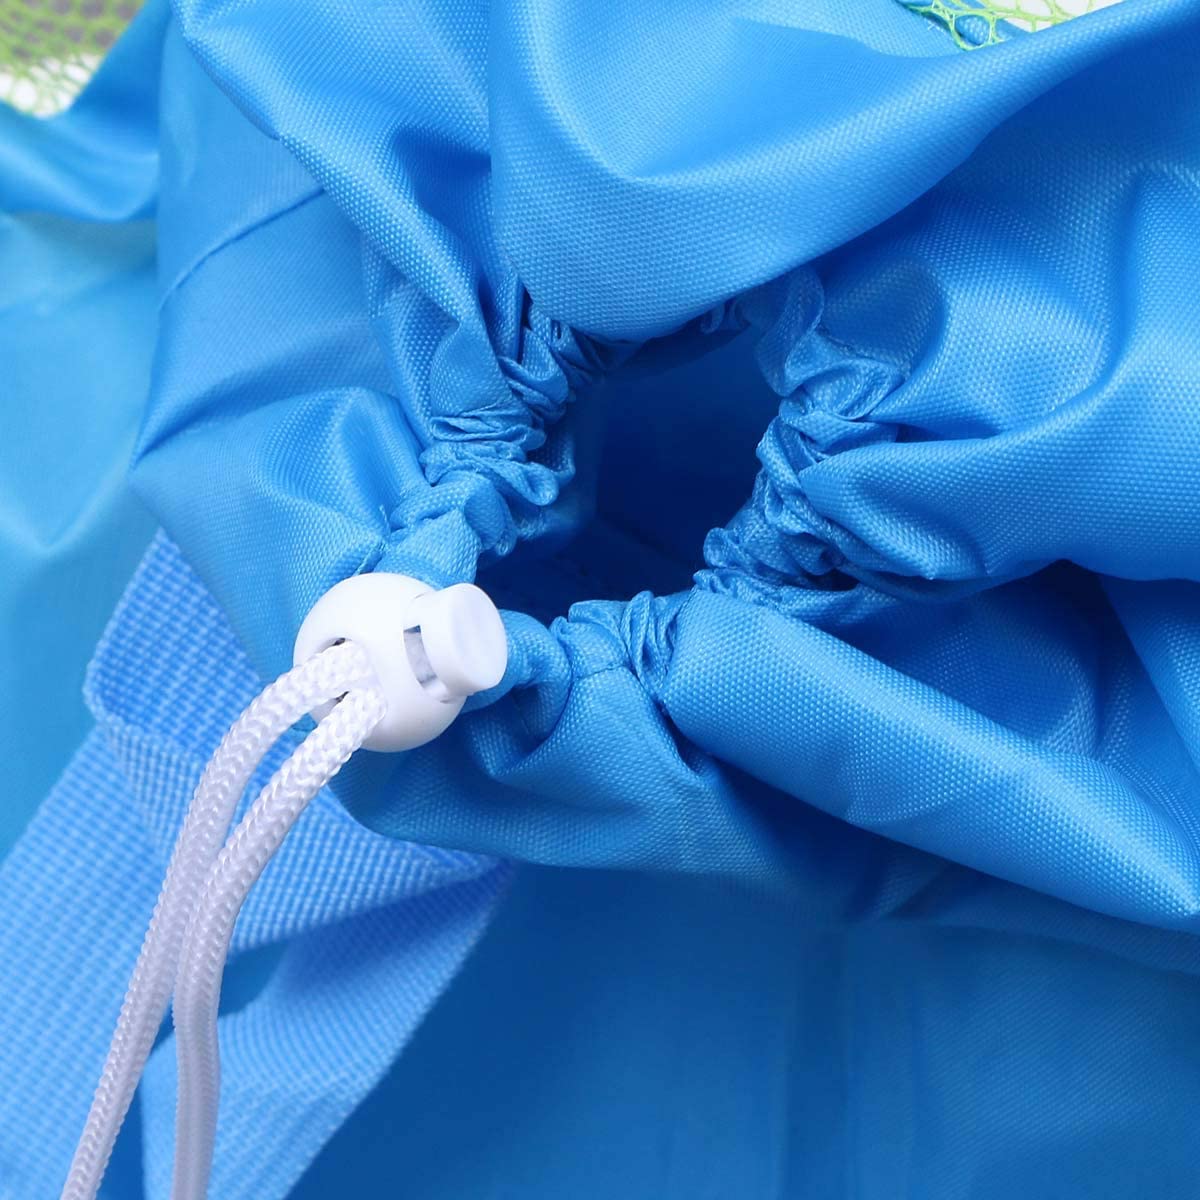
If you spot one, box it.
[62,572,507,1200]
[60,642,380,1200]
[169,683,386,1200]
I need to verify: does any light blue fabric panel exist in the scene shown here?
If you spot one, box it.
[0,6,165,847]
[0,214,155,850]
[297,866,1200,1200]
[0,535,505,1197]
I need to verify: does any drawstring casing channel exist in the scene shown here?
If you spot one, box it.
[61,576,508,1200]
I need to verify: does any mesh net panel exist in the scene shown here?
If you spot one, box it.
[0,0,140,115]
[0,0,1131,117]
[899,0,1124,48]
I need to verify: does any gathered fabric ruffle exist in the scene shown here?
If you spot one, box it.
[398,304,635,566]
[131,0,1200,947]
[698,269,907,603]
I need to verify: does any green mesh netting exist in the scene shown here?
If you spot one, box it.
[0,0,140,115]
[0,0,1125,118]
[900,0,1122,48]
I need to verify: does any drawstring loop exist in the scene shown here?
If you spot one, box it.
[62,574,507,1200]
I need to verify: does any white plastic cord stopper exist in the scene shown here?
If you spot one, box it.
[63,573,507,1200]
[292,573,508,751]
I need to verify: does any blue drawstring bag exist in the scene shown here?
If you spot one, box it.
[6,0,1200,1196]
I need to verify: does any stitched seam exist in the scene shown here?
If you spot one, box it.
[158,185,324,310]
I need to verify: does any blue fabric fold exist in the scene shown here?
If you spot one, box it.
[0,1,164,846]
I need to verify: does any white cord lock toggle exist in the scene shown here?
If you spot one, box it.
[62,576,506,1200]
[293,573,507,752]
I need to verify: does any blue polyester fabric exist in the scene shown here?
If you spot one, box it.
[6,0,1200,1195]
[0,7,162,849]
